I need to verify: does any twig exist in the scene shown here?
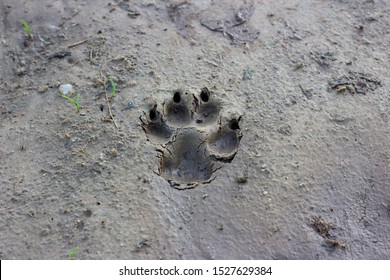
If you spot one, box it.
[105,88,119,129]
[202,58,219,67]
[67,39,88,48]
[99,63,119,129]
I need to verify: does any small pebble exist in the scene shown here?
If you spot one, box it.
[40,228,50,237]
[243,68,253,80]
[128,80,137,87]
[59,84,73,95]
[111,148,118,156]
[127,101,135,108]
[236,175,248,184]
[83,209,93,217]
[38,85,49,93]
[16,66,27,76]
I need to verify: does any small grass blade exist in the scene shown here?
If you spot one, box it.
[69,246,78,259]
[21,19,31,35]
[61,92,80,112]
[109,78,117,97]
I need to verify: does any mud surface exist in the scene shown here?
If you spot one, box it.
[1,0,389,259]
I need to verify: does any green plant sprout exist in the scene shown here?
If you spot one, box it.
[69,246,78,259]
[21,19,31,36]
[109,78,117,97]
[61,92,80,112]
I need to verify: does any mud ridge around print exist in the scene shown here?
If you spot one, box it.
[140,87,243,189]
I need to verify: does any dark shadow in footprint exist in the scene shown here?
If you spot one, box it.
[194,87,220,126]
[164,90,193,127]
[140,104,173,144]
[158,128,217,189]
[207,117,243,162]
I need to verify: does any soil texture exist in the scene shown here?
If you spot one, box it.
[1,0,389,259]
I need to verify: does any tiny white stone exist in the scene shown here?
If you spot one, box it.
[59,84,73,95]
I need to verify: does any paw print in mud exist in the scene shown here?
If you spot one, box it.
[140,87,243,190]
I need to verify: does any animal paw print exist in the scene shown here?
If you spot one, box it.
[140,87,243,189]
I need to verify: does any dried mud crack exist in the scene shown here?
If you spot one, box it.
[140,87,243,189]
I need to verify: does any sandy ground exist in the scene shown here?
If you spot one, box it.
[0,0,389,260]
